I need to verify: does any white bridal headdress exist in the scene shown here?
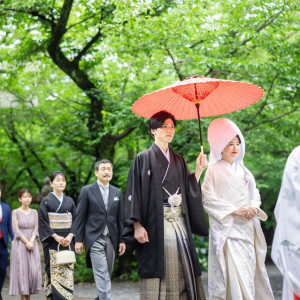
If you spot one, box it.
[207,118,245,166]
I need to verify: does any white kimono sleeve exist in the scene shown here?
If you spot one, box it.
[202,168,238,223]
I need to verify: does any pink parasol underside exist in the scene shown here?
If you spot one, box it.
[132,77,263,120]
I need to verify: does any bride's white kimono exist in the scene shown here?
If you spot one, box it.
[271,146,300,300]
[202,118,274,300]
[202,161,274,299]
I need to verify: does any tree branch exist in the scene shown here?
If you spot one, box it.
[140,1,174,18]
[230,5,286,56]
[48,91,89,106]
[204,68,214,77]
[247,71,279,125]
[244,108,298,131]
[3,7,54,26]
[84,167,94,186]
[4,114,42,190]
[53,153,76,178]
[49,0,74,48]
[16,134,48,172]
[163,42,184,81]
[46,2,104,156]
[204,3,287,76]
[66,13,97,30]
[111,127,136,142]
[73,28,102,65]
[189,40,204,49]
[3,88,96,156]
[47,45,103,143]
[7,168,26,191]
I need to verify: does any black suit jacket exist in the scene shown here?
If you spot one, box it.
[75,182,124,268]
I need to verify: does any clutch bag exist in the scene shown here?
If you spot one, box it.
[56,244,76,265]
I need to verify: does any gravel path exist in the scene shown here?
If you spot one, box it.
[2,264,282,299]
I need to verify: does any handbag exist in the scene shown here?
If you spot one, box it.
[55,244,76,265]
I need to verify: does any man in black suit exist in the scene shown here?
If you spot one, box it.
[0,184,14,300]
[75,159,125,300]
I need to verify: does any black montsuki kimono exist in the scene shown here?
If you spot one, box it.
[123,143,208,278]
[38,193,76,284]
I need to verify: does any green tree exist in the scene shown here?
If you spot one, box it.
[0,0,299,276]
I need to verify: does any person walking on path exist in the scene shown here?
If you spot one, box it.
[39,171,77,299]
[9,189,42,299]
[0,184,14,300]
[75,159,126,300]
[123,111,208,300]
[272,145,300,300]
[201,118,274,299]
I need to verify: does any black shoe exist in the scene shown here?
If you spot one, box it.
[94,298,99,300]
[0,294,3,300]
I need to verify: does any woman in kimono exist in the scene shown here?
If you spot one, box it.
[271,145,300,300]
[38,171,76,300]
[201,118,274,300]
[124,111,208,300]
[9,189,42,299]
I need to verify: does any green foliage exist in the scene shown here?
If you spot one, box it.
[73,250,94,283]
[194,236,209,271]
[0,0,299,281]
[129,261,139,283]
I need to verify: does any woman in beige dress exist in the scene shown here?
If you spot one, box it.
[9,189,42,300]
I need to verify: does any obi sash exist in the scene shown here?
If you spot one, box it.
[48,212,72,229]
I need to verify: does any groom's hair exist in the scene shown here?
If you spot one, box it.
[149,111,176,134]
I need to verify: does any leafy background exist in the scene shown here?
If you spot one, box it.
[0,0,299,281]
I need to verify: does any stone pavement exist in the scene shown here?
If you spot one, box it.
[2,264,283,299]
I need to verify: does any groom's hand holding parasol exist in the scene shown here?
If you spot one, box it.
[195,152,208,182]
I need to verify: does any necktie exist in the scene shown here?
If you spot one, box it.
[101,186,109,210]
[100,186,109,236]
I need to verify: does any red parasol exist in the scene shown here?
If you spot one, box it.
[132,75,263,153]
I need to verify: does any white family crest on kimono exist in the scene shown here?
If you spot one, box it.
[202,118,274,300]
[271,146,300,300]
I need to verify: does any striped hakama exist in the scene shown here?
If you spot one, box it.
[140,206,206,300]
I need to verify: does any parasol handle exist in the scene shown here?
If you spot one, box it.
[195,103,204,154]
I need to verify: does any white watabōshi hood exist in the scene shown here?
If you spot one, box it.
[207,118,245,166]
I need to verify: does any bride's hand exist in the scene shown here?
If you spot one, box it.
[232,207,248,218]
[246,207,258,220]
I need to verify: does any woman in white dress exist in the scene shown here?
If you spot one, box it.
[271,146,300,300]
[201,118,274,300]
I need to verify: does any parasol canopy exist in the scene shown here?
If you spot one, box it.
[132,75,263,152]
